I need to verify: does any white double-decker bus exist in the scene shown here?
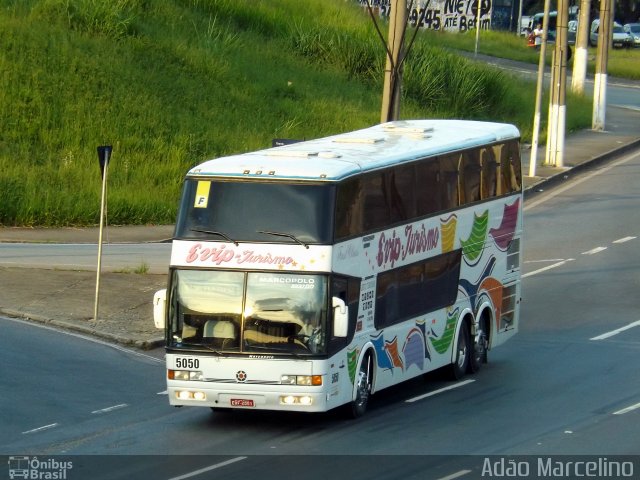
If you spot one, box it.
[153,119,523,417]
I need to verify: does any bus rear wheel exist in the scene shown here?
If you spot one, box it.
[450,325,470,380]
[469,318,489,373]
[350,353,373,418]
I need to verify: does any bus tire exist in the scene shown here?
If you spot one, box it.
[469,316,489,373]
[450,324,470,380]
[350,353,373,418]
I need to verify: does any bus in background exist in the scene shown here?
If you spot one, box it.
[153,119,523,418]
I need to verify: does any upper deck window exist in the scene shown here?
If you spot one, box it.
[175,179,336,244]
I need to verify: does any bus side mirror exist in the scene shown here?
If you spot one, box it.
[332,296,348,337]
[153,289,167,329]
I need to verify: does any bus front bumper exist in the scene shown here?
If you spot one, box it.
[167,384,331,412]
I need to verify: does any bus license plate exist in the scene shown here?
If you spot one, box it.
[230,398,255,407]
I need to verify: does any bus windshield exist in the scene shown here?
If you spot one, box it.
[174,179,335,244]
[169,270,328,355]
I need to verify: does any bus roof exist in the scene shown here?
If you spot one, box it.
[188,119,520,181]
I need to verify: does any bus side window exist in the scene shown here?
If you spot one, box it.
[416,160,441,216]
[384,165,416,224]
[439,154,459,210]
[497,141,522,193]
[480,147,498,199]
[336,178,364,239]
[459,150,481,205]
[493,144,507,195]
[508,141,523,191]
[362,173,390,232]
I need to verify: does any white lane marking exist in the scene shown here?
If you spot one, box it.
[582,246,607,255]
[91,403,128,414]
[524,150,640,211]
[22,423,58,434]
[613,236,637,244]
[436,470,472,480]
[590,320,640,341]
[168,456,248,480]
[157,390,168,395]
[522,259,574,278]
[613,402,640,415]
[524,258,566,263]
[406,379,475,403]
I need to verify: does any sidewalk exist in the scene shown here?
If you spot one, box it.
[1,105,640,350]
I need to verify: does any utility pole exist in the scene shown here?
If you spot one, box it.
[593,0,612,131]
[474,0,482,56]
[545,0,569,168]
[381,0,407,123]
[571,0,591,94]
[529,0,551,178]
[516,0,523,35]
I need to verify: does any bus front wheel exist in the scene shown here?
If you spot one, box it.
[350,353,373,418]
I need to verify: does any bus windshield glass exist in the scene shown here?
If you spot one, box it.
[174,179,335,244]
[169,270,328,355]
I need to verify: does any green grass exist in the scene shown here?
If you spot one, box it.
[0,0,606,226]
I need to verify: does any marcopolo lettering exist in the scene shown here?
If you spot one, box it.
[260,277,314,285]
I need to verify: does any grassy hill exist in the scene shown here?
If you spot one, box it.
[0,0,592,226]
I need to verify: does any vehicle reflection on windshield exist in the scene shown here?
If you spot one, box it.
[169,270,327,355]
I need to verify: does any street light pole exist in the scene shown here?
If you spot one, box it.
[94,145,112,323]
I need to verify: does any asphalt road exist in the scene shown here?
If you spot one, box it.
[471,51,640,109]
[0,242,171,274]
[2,147,639,480]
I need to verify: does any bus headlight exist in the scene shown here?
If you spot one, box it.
[281,375,322,386]
[168,370,204,381]
[280,395,313,405]
[176,390,207,401]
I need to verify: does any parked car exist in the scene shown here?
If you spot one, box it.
[590,19,633,48]
[623,23,640,47]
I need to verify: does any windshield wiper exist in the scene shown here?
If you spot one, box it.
[190,227,239,246]
[176,342,223,355]
[245,343,306,358]
[257,230,309,249]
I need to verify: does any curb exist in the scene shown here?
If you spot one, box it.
[524,137,640,200]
